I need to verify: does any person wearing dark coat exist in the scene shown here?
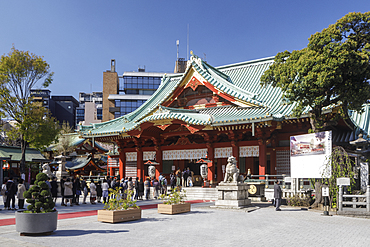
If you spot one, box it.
[73,178,81,205]
[96,181,102,203]
[138,178,144,200]
[134,177,140,200]
[274,180,282,211]
[51,177,58,203]
[5,177,17,210]
[60,176,66,206]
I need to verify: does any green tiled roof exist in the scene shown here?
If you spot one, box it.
[0,146,46,162]
[78,55,359,139]
[46,133,108,152]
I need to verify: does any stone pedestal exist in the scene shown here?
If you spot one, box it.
[214,182,251,209]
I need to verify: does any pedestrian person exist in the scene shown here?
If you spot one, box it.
[89,181,97,204]
[81,178,88,204]
[60,176,66,206]
[182,169,187,187]
[96,180,102,203]
[5,177,17,210]
[153,179,160,199]
[176,174,181,188]
[17,179,26,209]
[127,177,134,199]
[50,177,58,203]
[120,177,128,199]
[1,178,8,210]
[170,172,176,190]
[186,167,192,187]
[138,178,144,200]
[162,176,168,195]
[134,177,139,200]
[274,180,282,211]
[144,177,151,200]
[63,178,73,206]
[102,179,109,203]
[74,177,81,205]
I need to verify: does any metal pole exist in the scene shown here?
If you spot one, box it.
[338,185,343,211]
[0,160,3,188]
[367,185,370,212]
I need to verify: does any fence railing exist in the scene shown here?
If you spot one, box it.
[338,185,370,212]
[245,175,312,190]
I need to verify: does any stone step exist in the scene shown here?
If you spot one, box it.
[182,187,218,200]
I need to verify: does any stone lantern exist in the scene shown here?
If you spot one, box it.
[144,160,159,179]
[196,158,211,187]
[350,133,370,190]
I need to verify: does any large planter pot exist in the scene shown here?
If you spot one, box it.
[158,203,191,215]
[98,208,142,223]
[15,210,58,235]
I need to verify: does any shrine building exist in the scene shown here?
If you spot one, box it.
[78,55,369,184]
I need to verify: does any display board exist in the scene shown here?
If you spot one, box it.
[290,131,332,178]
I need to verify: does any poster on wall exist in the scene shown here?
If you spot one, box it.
[290,131,332,178]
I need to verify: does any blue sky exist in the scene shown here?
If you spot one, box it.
[0,1,369,99]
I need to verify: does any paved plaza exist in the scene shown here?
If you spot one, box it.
[1,198,370,247]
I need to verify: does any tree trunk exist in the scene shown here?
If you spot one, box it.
[20,137,27,175]
[312,181,323,208]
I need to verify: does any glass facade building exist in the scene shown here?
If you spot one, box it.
[111,71,164,119]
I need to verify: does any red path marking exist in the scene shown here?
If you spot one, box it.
[0,200,209,227]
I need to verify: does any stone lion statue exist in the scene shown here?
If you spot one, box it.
[42,163,54,179]
[148,165,156,179]
[223,156,243,183]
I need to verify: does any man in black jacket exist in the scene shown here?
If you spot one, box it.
[5,177,17,210]
[274,180,282,211]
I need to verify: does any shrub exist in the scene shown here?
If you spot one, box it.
[159,187,185,205]
[23,172,55,213]
[287,194,314,207]
[103,187,139,211]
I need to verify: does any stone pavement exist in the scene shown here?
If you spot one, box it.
[1,198,370,247]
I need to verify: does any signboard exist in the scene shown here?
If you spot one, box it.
[336,177,350,186]
[322,186,329,197]
[284,177,292,183]
[290,131,332,178]
[172,166,175,171]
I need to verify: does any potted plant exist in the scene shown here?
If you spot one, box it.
[16,173,57,235]
[97,187,141,223]
[158,188,190,215]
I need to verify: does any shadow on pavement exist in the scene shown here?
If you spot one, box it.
[48,229,129,237]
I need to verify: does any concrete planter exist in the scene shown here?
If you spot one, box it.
[158,203,191,215]
[15,211,58,235]
[98,208,141,223]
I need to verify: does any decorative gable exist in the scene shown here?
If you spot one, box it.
[161,65,261,110]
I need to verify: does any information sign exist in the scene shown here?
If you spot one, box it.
[322,186,329,197]
[336,177,350,186]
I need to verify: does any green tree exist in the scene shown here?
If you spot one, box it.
[0,47,54,175]
[54,121,75,155]
[321,146,355,208]
[261,12,370,132]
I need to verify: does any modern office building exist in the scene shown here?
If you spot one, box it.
[30,89,79,129]
[103,60,167,121]
[76,92,103,126]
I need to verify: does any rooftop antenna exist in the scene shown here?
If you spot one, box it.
[176,40,179,60]
[187,24,189,60]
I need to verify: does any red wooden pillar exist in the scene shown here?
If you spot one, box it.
[207,143,215,184]
[155,147,162,179]
[119,148,125,180]
[136,148,144,180]
[231,141,239,167]
[258,139,266,179]
[270,150,276,175]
